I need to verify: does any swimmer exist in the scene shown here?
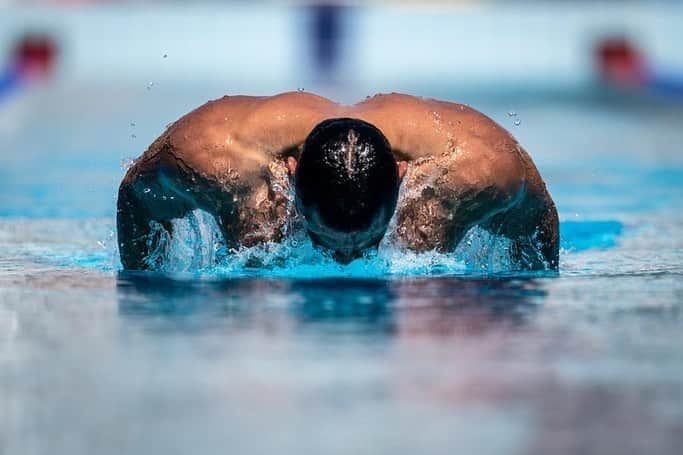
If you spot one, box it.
[117,92,558,270]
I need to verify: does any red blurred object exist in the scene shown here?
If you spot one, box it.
[12,34,58,82]
[595,38,648,88]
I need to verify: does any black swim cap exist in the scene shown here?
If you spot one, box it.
[295,118,399,260]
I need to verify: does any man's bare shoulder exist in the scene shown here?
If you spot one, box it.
[356,92,511,139]
[146,92,339,179]
[258,91,340,112]
[351,93,515,159]
[181,91,337,126]
[354,92,469,114]
[164,90,332,131]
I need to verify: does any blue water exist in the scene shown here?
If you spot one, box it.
[1,84,682,454]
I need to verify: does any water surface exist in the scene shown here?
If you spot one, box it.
[1,86,682,454]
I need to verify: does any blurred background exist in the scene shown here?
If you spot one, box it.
[2,0,683,92]
[0,0,682,219]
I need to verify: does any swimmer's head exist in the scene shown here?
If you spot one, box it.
[293,118,401,263]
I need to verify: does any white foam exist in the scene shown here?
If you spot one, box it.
[144,209,522,278]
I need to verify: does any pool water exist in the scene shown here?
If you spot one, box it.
[1,85,682,454]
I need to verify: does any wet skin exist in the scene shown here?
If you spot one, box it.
[117,92,558,270]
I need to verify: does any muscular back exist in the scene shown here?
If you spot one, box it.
[118,92,558,269]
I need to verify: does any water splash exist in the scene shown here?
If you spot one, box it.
[140,209,528,278]
[33,214,620,278]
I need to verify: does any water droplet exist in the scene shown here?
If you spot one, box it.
[161,195,167,200]
[143,188,151,194]
[147,82,154,90]
[130,121,136,127]
[508,110,517,117]
[514,119,521,126]
[162,53,168,59]
[130,133,136,139]
[120,157,136,170]
[297,87,305,92]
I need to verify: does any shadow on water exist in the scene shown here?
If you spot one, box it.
[116,272,549,336]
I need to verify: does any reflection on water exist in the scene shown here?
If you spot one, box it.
[111,273,683,455]
[2,267,681,455]
[116,273,546,337]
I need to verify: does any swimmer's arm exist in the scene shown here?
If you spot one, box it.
[116,139,237,270]
[117,145,196,270]
[431,101,559,269]
[432,167,558,270]
[449,142,558,269]
[118,94,316,270]
[403,141,557,270]
[483,183,559,270]
[394,152,525,256]
[117,140,290,270]
[359,94,558,268]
